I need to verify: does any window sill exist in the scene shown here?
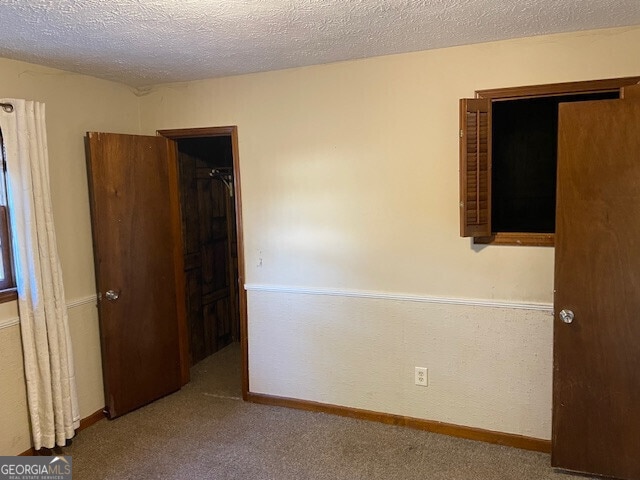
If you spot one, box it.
[0,288,17,304]
[474,232,554,247]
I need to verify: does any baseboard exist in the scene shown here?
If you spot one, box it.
[78,409,106,431]
[19,408,106,456]
[19,447,36,456]
[247,392,551,453]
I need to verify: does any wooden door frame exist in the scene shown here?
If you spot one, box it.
[158,126,249,400]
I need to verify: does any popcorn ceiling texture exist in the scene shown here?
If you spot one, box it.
[0,0,639,87]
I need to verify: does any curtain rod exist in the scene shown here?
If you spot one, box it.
[0,102,14,113]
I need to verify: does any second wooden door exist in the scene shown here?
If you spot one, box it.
[178,140,239,364]
[553,97,640,479]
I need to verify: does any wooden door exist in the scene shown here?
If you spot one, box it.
[553,98,640,479]
[85,133,188,419]
[178,149,236,364]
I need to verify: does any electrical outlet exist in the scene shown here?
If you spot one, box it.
[415,367,428,387]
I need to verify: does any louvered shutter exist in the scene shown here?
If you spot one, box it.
[459,98,491,237]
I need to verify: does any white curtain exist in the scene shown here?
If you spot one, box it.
[0,99,79,450]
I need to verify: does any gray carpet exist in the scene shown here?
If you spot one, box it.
[65,343,591,479]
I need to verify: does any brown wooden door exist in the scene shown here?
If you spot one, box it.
[85,132,187,419]
[178,148,237,364]
[553,98,640,479]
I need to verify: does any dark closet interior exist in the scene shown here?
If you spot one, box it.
[176,136,240,365]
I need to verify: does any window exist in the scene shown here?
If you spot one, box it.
[0,129,16,300]
[459,76,640,246]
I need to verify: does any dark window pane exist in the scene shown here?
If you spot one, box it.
[492,91,619,233]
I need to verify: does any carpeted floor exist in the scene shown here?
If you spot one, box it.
[65,343,593,479]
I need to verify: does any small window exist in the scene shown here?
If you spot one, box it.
[460,76,640,246]
[0,129,16,298]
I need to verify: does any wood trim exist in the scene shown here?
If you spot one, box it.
[247,392,551,453]
[0,134,16,291]
[0,288,17,303]
[0,206,15,291]
[229,127,250,401]
[621,83,640,100]
[157,127,236,139]
[78,409,106,430]
[19,408,106,456]
[475,232,554,247]
[158,126,249,400]
[477,76,640,101]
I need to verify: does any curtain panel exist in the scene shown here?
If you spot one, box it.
[0,98,79,450]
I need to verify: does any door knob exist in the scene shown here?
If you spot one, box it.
[105,290,120,301]
[559,309,574,324]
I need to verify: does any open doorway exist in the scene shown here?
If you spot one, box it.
[176,136,239,363]
[159,127,248,398]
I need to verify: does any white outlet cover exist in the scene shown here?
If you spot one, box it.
[415,367,428,387]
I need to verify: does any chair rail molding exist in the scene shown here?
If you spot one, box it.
[244,284,553,313]
[0,294,97,330]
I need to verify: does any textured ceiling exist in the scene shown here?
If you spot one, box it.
[0,0,639,87]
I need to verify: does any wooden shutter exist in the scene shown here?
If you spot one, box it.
[459,98,491,237]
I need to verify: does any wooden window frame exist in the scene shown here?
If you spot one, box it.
[460,76,640,247]
[0,130,16,302]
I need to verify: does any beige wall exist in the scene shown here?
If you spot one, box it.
[1,25,639,454]
[138,26,640,440]
[139,26,640,302]
[0,58,140,455]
